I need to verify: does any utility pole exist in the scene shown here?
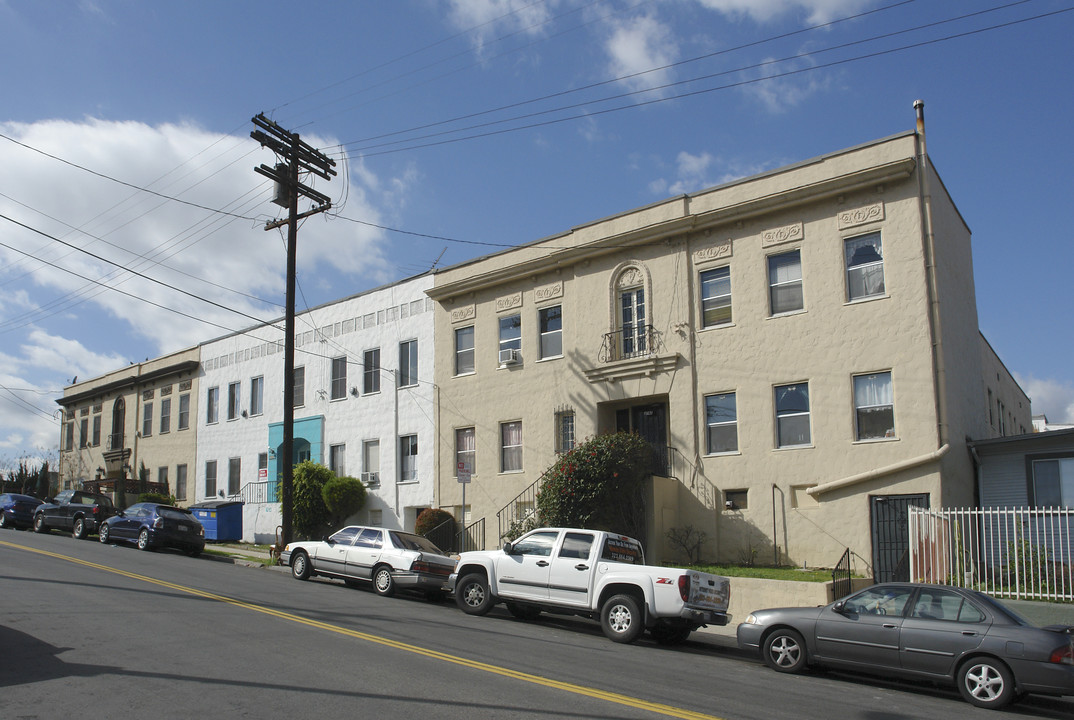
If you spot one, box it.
[251,114,336,545]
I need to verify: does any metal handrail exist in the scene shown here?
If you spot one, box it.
[597,324,657,363]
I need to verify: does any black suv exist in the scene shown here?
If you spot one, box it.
[33,490,117,539]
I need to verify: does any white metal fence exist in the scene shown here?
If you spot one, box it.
[908,506,1073,602]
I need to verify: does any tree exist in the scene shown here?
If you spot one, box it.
[533,432,652,543]
[414,507,455,536]
[292,461,334,540]
[321,475,367,529]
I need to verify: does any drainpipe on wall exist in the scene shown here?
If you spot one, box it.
[914,100,949,449]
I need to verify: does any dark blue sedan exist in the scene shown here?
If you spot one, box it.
[99,502,205,557]
[0,493,43,530]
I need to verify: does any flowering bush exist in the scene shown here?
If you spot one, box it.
[534,432,651,543]
[414,507,455,536]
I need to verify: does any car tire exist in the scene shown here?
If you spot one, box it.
[506,602,541,620]
[455,573,495,615]
[600,593,645,644]
[33,514,49,534]
[99,525,111,544]
[0,513,9,529]
[72,517,87,540]
[137,528,151,551]
[650,625,692,645]
[372,565,396,597]
[958,657,1016,709]
[763,628,808,673]
[291,551,312,581]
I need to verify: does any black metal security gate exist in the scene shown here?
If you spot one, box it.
[871,493,929,583]
[832,548,853,600]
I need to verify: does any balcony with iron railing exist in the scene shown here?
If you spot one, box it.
[598,325,656,363]
[585,325,679,384]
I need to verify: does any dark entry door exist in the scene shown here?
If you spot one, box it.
[616,404,668,475]
[871,494,929,583]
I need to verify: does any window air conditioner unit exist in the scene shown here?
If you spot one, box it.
[362,472,380,487]
[498,348,521,366]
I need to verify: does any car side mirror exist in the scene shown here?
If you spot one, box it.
[323,535,333,544]
[116,511,126,518]
[502,541,514,554]
[832,600,847,614]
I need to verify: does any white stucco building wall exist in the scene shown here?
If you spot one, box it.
[196,273,437,543]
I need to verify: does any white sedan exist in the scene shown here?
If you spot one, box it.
[281,525,454,598]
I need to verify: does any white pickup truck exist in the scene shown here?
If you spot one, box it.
[448,527,731,644]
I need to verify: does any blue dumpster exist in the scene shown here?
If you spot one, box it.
[190,500,243,542]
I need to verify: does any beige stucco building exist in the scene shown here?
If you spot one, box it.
[428,123,1030,578]
[57,346,200,506]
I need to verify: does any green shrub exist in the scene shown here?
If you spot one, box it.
[322,475,367,529]
[535,432,651,543]
[139,492,177,505]
[292,461,333,540]
[414,507,455,536]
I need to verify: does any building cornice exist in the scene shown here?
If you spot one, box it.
[57,360,201,408]
[428,157,916,301]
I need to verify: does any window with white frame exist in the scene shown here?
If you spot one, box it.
[250,376,264,416]
[499,314,521,357]
[228,457,241,495]
[142,402,153,437]
[845,232,885,301]
[456,427,475,477]
[854,371,894,440]
[205,460,217,497]
[227,382,240,420]
[619,287,647,357]
[455,326,475,375]
[178,393,190,430]
[293,366,305,408]
[1032,457,1074,507]
[501,421,523,472]
[775,383,811,448]
[329,443,346,476]
[363,349,380,394]
[705,392,738,454]
[700,266,732,327]
[331,356,347,400]
[399,435,417,481]
[206,386,218,424]
[159,397,171,434]
[555,410,575,454]
[768,250,803,315]
[399,340,417,387]
[363,440,380,486]
[539,306,563,359]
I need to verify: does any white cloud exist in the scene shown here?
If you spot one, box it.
[602,14,679,95]
[651,151,776,197]
[0,118,394,355]
[446,0,558,50]
[1016,374,1074,424]
[694,0,873,25]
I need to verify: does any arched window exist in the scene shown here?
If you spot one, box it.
[110,397,126,449]
[609,262,653,360]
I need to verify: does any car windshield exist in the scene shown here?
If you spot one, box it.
[390,531,444,554]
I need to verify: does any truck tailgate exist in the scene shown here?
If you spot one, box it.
[686,570,730,612]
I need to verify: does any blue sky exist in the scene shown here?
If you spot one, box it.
[1,0,1072,470]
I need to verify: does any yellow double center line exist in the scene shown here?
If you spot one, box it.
[4,540,724,720]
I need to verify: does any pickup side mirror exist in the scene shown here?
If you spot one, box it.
[502,541,514,555]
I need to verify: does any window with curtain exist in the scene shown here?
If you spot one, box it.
[330,356,347,400]
[845,232,885,301]
[362,440,380,486]
[456,427,475,477]
[700,266,732,327]
[619,287,647,357]
[455,326,475,375]
[175,464,187,501]
[329,443,346,476]
[775,383,810,447]
[178,393,190,430]
[293,366,305,408]
[768,250,803,315]
[159,397,171,434]
[1032,458,1074,507]
[705,392,738,454]
[399,435,417,481]
[501,421,523,472]
[143,402,153,437]
[539,306,563,359]
[854,371,894,440]
[399,340,418,387]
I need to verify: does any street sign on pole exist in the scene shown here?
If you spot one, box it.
[457,461,471,484]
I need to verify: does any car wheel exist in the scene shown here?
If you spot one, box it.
[33,514,49,534]
[455,573,495,615]
[137,528,151,551]
[601,593,645,644]
[506,602,541,620]
[0,513,9,529]
[373,565,396,597]
[72,517,87,540]
[290,551,312,581]
[763,628,808,673]
[650,625,692,645]
[99,525,111,544]
[958,657,1016,709]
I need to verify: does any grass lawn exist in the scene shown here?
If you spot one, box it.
[691,564,837,583]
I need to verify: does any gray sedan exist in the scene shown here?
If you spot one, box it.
[737,583,1074,709]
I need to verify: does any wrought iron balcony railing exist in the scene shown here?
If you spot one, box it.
[598,325,656,363]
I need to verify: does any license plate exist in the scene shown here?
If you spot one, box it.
[178,525,188,532]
